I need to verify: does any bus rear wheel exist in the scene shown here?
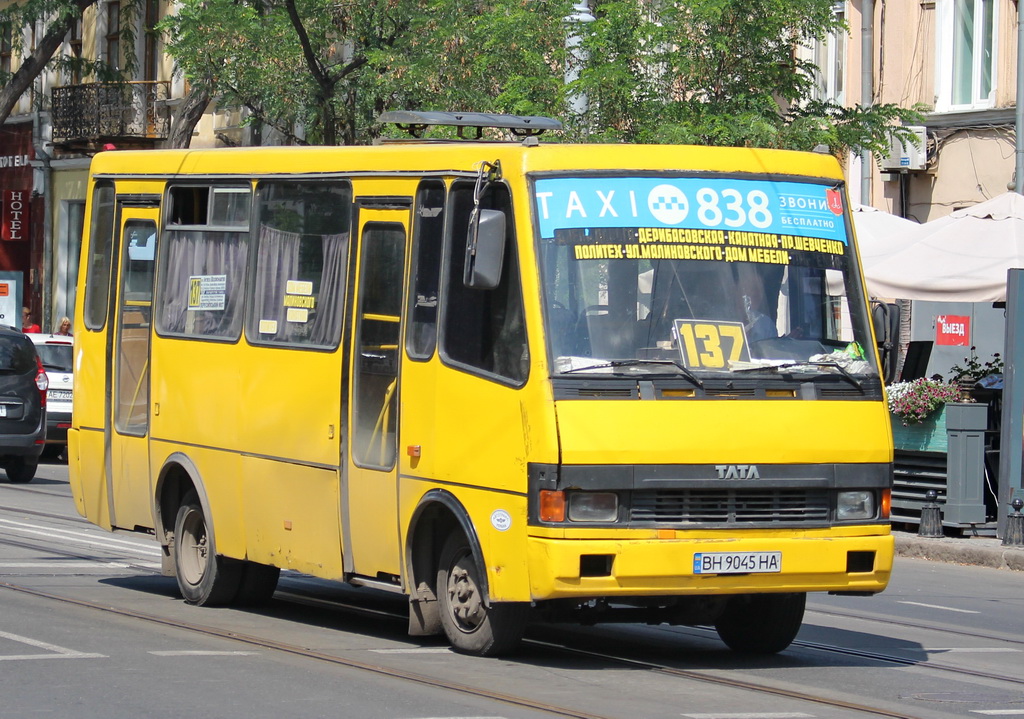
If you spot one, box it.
[436,534,528,657]
[714,592,806,654]
[234,561,280,606]
[173,491,241,605]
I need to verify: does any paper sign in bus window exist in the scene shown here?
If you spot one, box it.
[187,275,227,311]
[673,320,751,370]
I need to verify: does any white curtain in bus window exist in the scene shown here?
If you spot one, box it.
[157,230,248,339]
[249,181,352,347]
[252,226,347,346]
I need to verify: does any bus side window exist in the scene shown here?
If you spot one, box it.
[248,181,352,348]
[441,181,528,384]
[83,182,116,331]
[406,180,445,360]
[156,184,251,340]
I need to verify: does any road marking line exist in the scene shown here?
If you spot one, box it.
[371,648,452,654]
[898,601,980,614]
[925,648,1021,653]
[681,714,815,718]
[0,629,106,661]
[0,518,161,557]
[0,561,161,570]
[970,711,1024,716]
[148,655,260,659]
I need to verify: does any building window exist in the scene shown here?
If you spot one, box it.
[105,0,121,70]
[68,18,83,84]
[808,2,845,104]
[936,0,996,111]
[0,24,12,78]
[144,0,159,81]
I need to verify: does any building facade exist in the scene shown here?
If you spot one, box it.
[0,0,249,331]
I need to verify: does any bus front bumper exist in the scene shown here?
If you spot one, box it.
[525,530,894,600]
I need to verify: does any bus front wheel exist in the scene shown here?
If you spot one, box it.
[436,534,528,657]
[173,491,241,605]
[714,592,806,654]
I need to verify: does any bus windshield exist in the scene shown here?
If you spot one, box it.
[534,174,879,379]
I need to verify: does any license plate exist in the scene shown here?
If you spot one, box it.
[693,551,781,574]
[48,390,73,401]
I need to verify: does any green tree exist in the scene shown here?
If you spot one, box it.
[161,0,920,153]
[571,0,922,156]
[0,0,107,127]
[160,0,573,146]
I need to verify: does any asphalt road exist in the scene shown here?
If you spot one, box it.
[2,461,1023,719]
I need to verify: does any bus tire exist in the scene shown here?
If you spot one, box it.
[233,561,280,606]
[173,491,241,606]
[436,533,528,657]
[714,592,806,654]
[3,457,37,483]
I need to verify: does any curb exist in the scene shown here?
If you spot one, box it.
[894,533,1024,572]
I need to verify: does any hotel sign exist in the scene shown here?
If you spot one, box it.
[1,189,29,242]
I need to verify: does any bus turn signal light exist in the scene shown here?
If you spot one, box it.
[539,490,566,522]
[881,489,891,519]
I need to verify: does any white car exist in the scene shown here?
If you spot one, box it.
[28,334,73,456]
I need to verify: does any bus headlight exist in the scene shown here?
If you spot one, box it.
[837,491,875,521]
[568,492,619,522]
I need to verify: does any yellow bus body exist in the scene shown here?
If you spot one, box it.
[69,129,894,655]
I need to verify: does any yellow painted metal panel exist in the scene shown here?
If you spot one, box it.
[399,477,532,602]
[527,532,894,599]
[240,456,343,578]
[555,399,894,465]
[67,427,111,528]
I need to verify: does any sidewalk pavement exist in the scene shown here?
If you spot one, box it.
[894,531,1024,572]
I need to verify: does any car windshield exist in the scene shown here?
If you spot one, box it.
[35,343,73,372]
[533,174,879,380]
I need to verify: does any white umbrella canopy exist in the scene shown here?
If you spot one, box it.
[851,204,922,274]
[863,192,1024,302]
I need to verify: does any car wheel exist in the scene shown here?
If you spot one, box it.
[436,533,529,656]
[3,457,38,483]
[714,592,806,654]
[173,491,242,605]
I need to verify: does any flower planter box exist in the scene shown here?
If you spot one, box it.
[890,402,991,528]
[890,402,988,453]
[891,407,948,453]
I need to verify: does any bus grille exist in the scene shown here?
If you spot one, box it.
[630,488,831,524]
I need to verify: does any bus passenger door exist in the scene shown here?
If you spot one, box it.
[344,208,409,580]
[107,202,159,530]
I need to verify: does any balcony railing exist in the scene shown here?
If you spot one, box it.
[51,81,171,145]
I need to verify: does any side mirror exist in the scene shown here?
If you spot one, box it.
[871,301,901,384]
[463,208,506,290]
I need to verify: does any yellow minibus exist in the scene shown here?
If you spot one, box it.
[69,111,893,656]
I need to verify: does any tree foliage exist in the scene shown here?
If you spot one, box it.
[0,0,140,128]
[160,0,921,154]
[569,0,923,156]
[160,0,573,145]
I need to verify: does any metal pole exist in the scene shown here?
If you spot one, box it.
[861,0,874,205]
[997,269,1024,539]
[1016,1,1024,193]
[564,1,595,120]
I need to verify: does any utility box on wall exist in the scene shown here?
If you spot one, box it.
[880,126,928,171]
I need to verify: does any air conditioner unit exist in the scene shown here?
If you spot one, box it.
[880,126,928,171]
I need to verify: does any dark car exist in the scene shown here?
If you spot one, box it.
[0,327,48,482]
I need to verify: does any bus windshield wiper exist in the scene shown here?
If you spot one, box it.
[733,359,864,393]
[560,359,703,388]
